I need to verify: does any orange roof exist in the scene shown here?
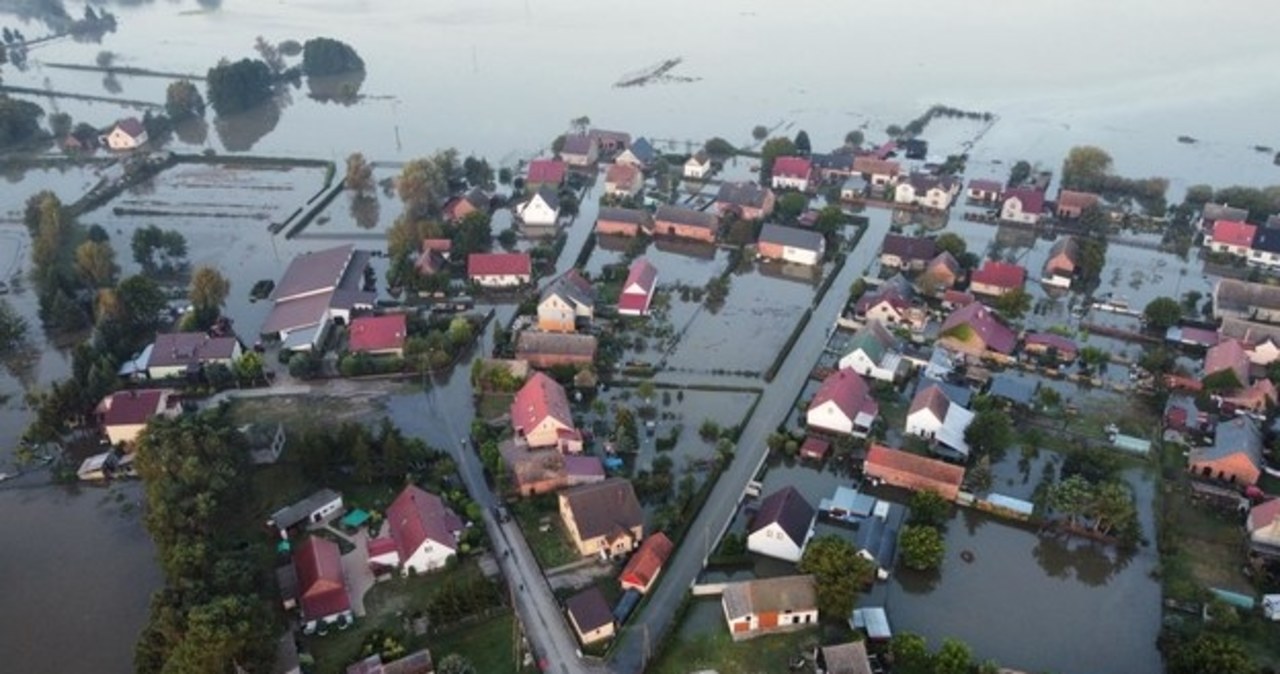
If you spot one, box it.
[1249,499,1280,532]
[1057,189,1100,210]
[865,444,964,487]
[620,532,673,590]
[605,163,641,187]
[347,314,407,353]
[1211,220,1257,249]
[511,372,573,434]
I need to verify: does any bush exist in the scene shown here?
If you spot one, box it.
[302,37,365,75]
[206,58,273,116]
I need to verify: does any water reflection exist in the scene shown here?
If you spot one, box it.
[307,70,366,105]
[896,567,942,595]
[1032,533,1134,587]
[173,115,209,146]
[350,193,380,230]
[101,72,121,94]
[214,99,281,152]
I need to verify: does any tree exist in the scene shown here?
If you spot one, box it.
[934,232,966,258]
[189,266,230,329]
[345,152,374,193]
[993,287,1032,319]
[965,408,1014,460]
[165,80,205,120]
[462,155,493,188]
[253,35,286,74]
[1168,633,1256,674]
[447,316,473,346]
[933,638,974,674]
[899,524,945,571]
[751,125,768,141]
[704,137,736,156]
[48,111,72,137]
[116,274,167,333]
[73,240,117,288]
[776,192,808,222]
[1008,160,1031,187]
[793,129,811,155]
[1142,296,1182,331]
[1202,368,1242,393]
[205,58,274,116]
[908,490,949,528]
[890,633,932,674]
[0,299,27,351]
[232,351,264,384]
[132,225,187,273]
[302,37,365,75]
[30,193,68,273]
[759,137,796,178]
[0,95,45,147]
[1062,145,1113,191]
[1184,184,1214,206]
[398,156,449,218]
[797,535,875,619]
[844,130,864,147]
[452,211,493,258]
[436,654,477,674]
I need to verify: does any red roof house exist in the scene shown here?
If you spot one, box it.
[1000,187,1045,224]
[1023,332,1078,362]
[372,485,463,575]
[864,444,964,501]
[618,258,659,317]
[468,253,532,288]
[799,436,831,461]
[511,372,575,449]
[807,369,879,438]
[939,303,1018,357]
[1204,338,1249,388]
[95,388,175,446]
[347,314,408,357]
[526,159,567,188]
[293,536,352,629]
[771,156,814,191]
[969,261,1027,297]
[619,531,674,594]
[1055,190,1101,219]
[1209,220,1258,255]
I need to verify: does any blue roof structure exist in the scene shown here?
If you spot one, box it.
[818,486,877,522]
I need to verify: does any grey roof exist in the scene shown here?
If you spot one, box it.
[561,133,595,155]
[628,137,656,163]
[918,376,972,407]
[716,181,772,209]
[597,206,651,226]
[1253,228,1280,255]
[1266,214,1280,229]
[541,269,595,307]
[855,518,898,569]
[269,488,342,530]
[722,575,816,620]
[655,204,718,230]
[905,172,958,192]
[560,478,643,541]
[1220,317,1280,344]
[811,152,855,172]
[988,374,1038,405]
[1216,279,1280,315]
[749,486,816,546]
[758,224,825,254]
[531,185,561,210]
[880,234,937,262]
[566,586,614,632]
[842,176,869,191]
[148,333,239,368]
[819,641,873,674]
[1202,202,1248,224]
[272,244,357,301]
[1193,416,1262,467]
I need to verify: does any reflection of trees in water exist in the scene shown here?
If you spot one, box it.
[306,71,366,105]
[1,341,40,390]
[173,116,208,146]
[896,567,942,595]
[350,194,379,230]
[1031,534,1130,587]
[101,73,122,94]
[960,507,986,536]
[214,99,281,152]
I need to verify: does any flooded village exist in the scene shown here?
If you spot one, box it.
[2,2,1280,674]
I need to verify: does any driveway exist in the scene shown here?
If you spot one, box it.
[338,527,376,617]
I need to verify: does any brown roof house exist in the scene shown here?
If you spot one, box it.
[816,641,873,674]
[1055,189,1100,219]
[595,206,652,238]
[565,586,615,646]
[604,163,643,198]
[1042,236,1080,288]
[537,270,595,333]
[145,332,242,379]
[938,303,1018,359]
[653,205,719,243]
[96,388,177,446]
[515,331,597,369]
[852,156,900,187]
[559,478,644,558]
[917,251,961,296]
[510,372,576,450]
[558,133,599,167]
[722,575,818,641]
[1189,416,1263,486]
[879,234,937,271]
[619,532,674,594]
[807,368,879,438]
[747,486,817,562]
[714,181,776,221]
[864,444,964,501]
[1213,279,1280,324]
[1247,499,1280,557]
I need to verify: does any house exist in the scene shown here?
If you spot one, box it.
[941,289,976,310]
[1055,189,1100,219]
[514,331,597,369]
[95,388,176,446]
[1214,279,1280,324]
[840,176,869,201]
[1219,317,1280,365]
[367,485,463,575]
[757,224,826,266]
[588,128,631,154]
[442,188,489,223]
[525,159,568,190]
[414,238,452,276]
[683,151,712,179]
[864,444,964,501]
[807,368,879,438]
[1207,220,1257,258]
[987,373,1039,408]
[810,151,857,181]
[905,384,975,460]
[565,586,615,645]
[1023,332,1078,362]
[721,575,818,641]
[854,512,899,579]
[268,489,345,539]
[771,156,814,191]
[1221,379,1278,413]
[817,485,877,523]
[1249,228,1280,269]
[799,436,830,461]
[894,173,959,211]
[538,269,595,332]
[345,650,434,674]
[558,133,599,167]
[747,486,817,562]
[515,187,561,227]
[559,478,644,558]
[347,314,407,357]
[653,205,719,243]
[511,372,575,449]
[715,182,776,221]
[879,234,937,271]
[618,257,659,316]
[1164,395,1208,435]
[595,206,652,237]
[855,283,924,331]
[604,163,643,198]
[917,252,960,294]
[1247,499,1280,555]
[966,178,1003,203]
[938,302,1018,358]
[103,117,148,150]
[1204,338,1249,388]
[144,332,242,379]
[1042,236,1080,288]
[293,536,353,633]
[970,260,1026,297]
[1000,188,1044,224]
[619,532,673,594]
[467,252,532,288]
[838,320,905,382]
[852,156,900,187]
[614,137,655,169]
[261,244,375,352]
[1189,416,1263,485]
[816,641,873,674]
[1199,202,1249,230]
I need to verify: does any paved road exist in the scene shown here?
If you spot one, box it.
[608,213,891,672]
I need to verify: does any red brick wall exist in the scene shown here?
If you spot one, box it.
[596,220,640,237]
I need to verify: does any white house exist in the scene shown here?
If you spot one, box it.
[757,224,825,266]
[268,489,345,539]
[103,118,148,150]
[807,369,879,438]
[894,174,959,211]
[368,485,463,575]
[1000,188,1044,225]
[770,157,813,192]
[684,151,712,180]
[515,187,560,227]
[747,486,817,563]
[838,321,905,382]
[904,384,975,459]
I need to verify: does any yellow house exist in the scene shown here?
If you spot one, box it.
[559,479,644,558]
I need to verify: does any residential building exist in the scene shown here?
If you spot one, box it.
[747,486,817,562]
[467,252,532,288]
[852,156,900,187]
[515,187,561,227]
[95,388,176,446]
[347,314,407,357]
[771,156,814,191]
[614,137,655,169]
[1164,395,1208,435]
[508,450,601,497]
[1055,189,1100,219]
[367,485,463,575]
[1221,379,1278,413]
[938,302,1018,358]
[721,575,818,641]
[757,224,826,266]
[619,532,673,594]
[511,372,575,450]
[840,176,869,201]
[854,512,899,580]
[837,320,905,382]
[293,536,353,634]
[855,276,925,331]
[1207,220,1257,258]
[1249,228,1280,269]
[970,260,1027,297]
[103,118,148,150]
[917,252,960,295]
[653,205,719,242]
[810,151,856,181]
[1219,317,1280,365]
[261,244,375,351]
[1247,500,1280,555]
[514,331,597,369]
[1199,202,1249,230]
[595,206,652,237]
[559,478,644,558]
[715,182,776,221]
[1204,338,1249,387]
[683,151,712,179]
[879,234,937,271]
[525,159,568,190]
[558,133,599,166]
[414,238,451,276]
[1042,236,1080,288]
[603,163,643,198]
[905,384,975,460]
[588,129,631,154]
[145,332,242,379]
[618,257,659,316]
[966,178,1003,203]
[538,269,596,333]
[799,436,830,461]
[1189,416,1263,485]
[1023,332,1078,362]
[816,641,873,674]
[894,173,959,211]
[864,444,964,500]
[268,489,344,539]
[807,368,879,438]
[566,586,615,645]
[1214,279,1280,324]
[442,187,488,223]
[1000,188,1044,224]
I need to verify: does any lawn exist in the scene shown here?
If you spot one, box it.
[431,612,525,674]
[477,392,514,422]
[649,627,817,674]
[510,495,579,569]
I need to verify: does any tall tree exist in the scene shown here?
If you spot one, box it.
[165,79,205,119]
[1168,633,1256,674]
[73,240,117,288]
[345,152,374,193]
[793,129,811,155]
[398,157,449,219]
[1142,296,1182,331]
[964,408,1014,460]
[205,58,273,116]
[1061,145,1113,190]
[760,137,796,179]
[797,535,875,619]
[189,266,230,329]
[899,524,945,571]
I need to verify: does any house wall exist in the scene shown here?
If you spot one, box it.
[596,220,641,237]
[684,162,709,179]
[807,401,854,436]
[771,175,809,192]
[1253,521,1280,548]
[1001,198,1040,224]
[571,616,615,645]
[653,221,716,243]
[747,522,804,562]
[726,608,819,641]
[521,417,572,449]
[1248,342,1280,365]
[522,351,593,369]
[472,273,530,288]
[105,422,147,446]
[107,128,146,150]
[865,463,960,500]
[518,200,558,227]
[838,351,893,382]
[968,188,999,203]
[562,146,598,167]
[538,296,579,333]
[403,540,455,575]
[921,189,952,211]
[303,608,353,635]
[905,410,943,439]
[893,184,916,205]
[606,180,641,197]
[970,281,1013,297]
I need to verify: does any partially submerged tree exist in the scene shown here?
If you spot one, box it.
[302,37,365,75]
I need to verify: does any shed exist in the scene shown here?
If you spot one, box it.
[1111,434,1152,455]
[984,493,1034,518]
[340,509,371,529]
[1210,588,1256,610]
[850,607,892,640]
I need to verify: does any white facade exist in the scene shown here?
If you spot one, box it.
[893,183,918,205]
[772,245,821,266]
[747,522,807,563]
[516,193,559,227]
[402,537,457,575]
[105,126,147,150]
[905,402,975,458]
[1000,196,1040,225]
[806,401,873,438]
[838,349,900,383]
[472,272,530,288]
[1248,340,1280,366]
[684,156,711,179]
[1247,248,1280,269]
[147,341,243,379]
[771,174,809,192]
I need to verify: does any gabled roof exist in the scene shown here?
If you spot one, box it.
[758,224,824,254]
[655,204,718,230]
[622,257,658,296]
[749,486,816,547]
[148,332,239,368]
[604,163,642,188]
[1248,499,1280,533]
[293,536,350,620]
[865,444,965,490]
[542,269,596,309]
[273,244,357,301]
[908,384,952,423]
[386,485,462,561]
[347,314,407,353]
[855,286,912,316]
[880,234,937,262]
[626,137,655,163]
[967,178,1003,193]
[526,159,567,184]
[96,389,169,427]
[772,156,813,179]
[1219,317,1280,346]
[526,185,561,211]
[597,206,651,227]
[515,332,598,360]
[1057,189,1100,211]
[1047,236,1080,267]
[1212,220,1258,249]
[716,181,773,209]
[940,303,1017,354]
[1216,279,1280,314]
[565,586,613,633]
[1003,187,1045,214]
[924,251,960,277]
[810,152,855,172]
[722,575,816,621]
[852,156,899,176]
[971,260,1027,290]
[468,252,531,277]
[560,478,644,541]
[1192,416,1262,467]
[115,117,145,138]
[846,320,898,363]
[587,128,630,147]
[561,134,595,156]
[686,150,710,167]
[819,641,873,674]
[809,368,879,422]
[511,372,573,433]
[1025,332,1077,354]
[620,532,673,589]
[903,172,957,193]
[1202,202,1249,224]
[1253,228,1280,255]
[1204,338,1248,383]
